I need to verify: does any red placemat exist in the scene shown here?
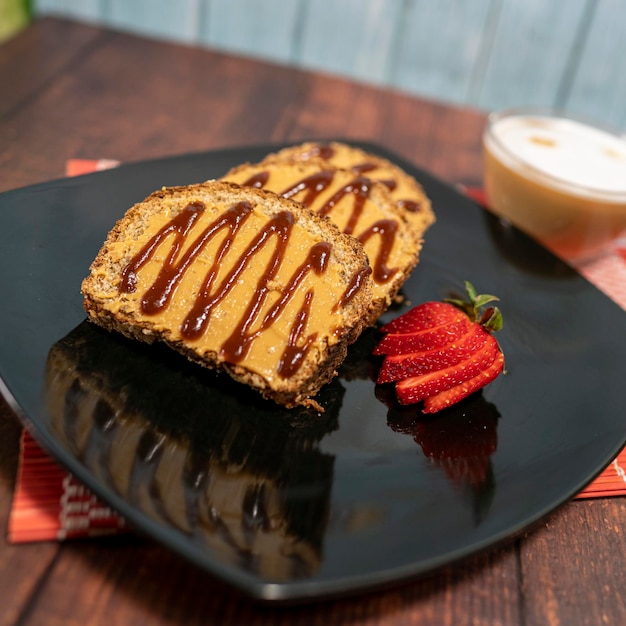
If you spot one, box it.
[8,431,126,542]
[6,163,626,544]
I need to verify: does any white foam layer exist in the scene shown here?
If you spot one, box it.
[488,115,626,196]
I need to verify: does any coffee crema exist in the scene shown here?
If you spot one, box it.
[483,110,626,260]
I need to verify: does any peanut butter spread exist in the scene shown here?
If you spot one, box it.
[266,142,435,236]
[290,142,423,207]
[223,163,416,299]
[87,196,366,388]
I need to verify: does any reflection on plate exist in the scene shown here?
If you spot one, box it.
[383,389,500,524]
[45,321,342,581]
[0,141,625,602]
[482,210,578,278]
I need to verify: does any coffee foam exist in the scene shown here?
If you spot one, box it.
[487,115,626,198]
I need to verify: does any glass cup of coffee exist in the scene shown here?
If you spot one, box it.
[483,108,626,262]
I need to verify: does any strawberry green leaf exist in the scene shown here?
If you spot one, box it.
[465,281,477,302]
[474,294,500,308]
[480,307,503,332]
[444,282,503,332]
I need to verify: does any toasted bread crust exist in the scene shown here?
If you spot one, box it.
[81,181,373,409]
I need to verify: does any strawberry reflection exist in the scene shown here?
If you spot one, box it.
[379,386,500,522]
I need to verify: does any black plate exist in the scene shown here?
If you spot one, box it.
[1,142,625,603]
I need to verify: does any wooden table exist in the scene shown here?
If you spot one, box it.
[1,17,624,626]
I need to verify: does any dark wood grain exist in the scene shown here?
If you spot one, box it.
[0,19,485,194]
[520,500,626,626]
[0,400,60,626]
[0,19,108,120]
[0,17,624,626]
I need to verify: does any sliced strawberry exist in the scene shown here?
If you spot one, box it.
[373,317,471,356]
[379,301,464,335]
[395,335,500,405]
[422,351,505,414]
[374,281,505,413]
[377,324,490,383]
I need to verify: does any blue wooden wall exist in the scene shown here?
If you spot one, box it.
[33,0,626,131]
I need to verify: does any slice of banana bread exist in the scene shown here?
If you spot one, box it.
[81,181,373,409]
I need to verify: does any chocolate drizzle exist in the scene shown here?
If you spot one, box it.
[120,200,215,311]
[242,169,400,285]
[298,143,335,161]
[333,266,372,313]
[298,143,426,214]
[352,162,378,174]
[357,220,399,283]
[119,200,355,378]
[379,178,398,192]
[280,170,334,207]
[317,175,372,236]
[397,199,422,213]
[181,206,293,344]
[241,171,269,189]
[220,237,330,374]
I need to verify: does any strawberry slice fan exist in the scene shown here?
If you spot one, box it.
[373,284,504,413]
[6,168,626,544]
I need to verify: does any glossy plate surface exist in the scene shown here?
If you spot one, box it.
[1,143,625,602]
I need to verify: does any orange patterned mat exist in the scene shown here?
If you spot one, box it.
[6,163,625,544]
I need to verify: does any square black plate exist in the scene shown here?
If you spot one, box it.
[1,142,625,602]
